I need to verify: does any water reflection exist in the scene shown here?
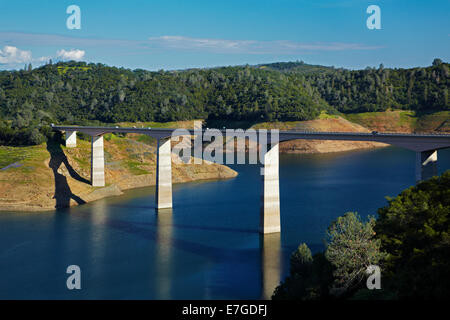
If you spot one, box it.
[85,199,109,286]
[155,208,173,299]
[260,233,282,300]
[1,148,449,299]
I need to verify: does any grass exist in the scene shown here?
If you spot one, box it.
[63,139,92,171]
[252,121,315,131]
[117,120,201,129]
[343,110,411,124]
[123,160,150,175]
[0,145,44,169]
[344,112,383,122]
[318,110,339,120]
[0,147,26,168]
[398,111,417,127]
[415,111,450,132]
[136,134,156,145]
[343,110,449,132]
[103,133,121,141]
[235,111,339,130]
[71,155,90,169]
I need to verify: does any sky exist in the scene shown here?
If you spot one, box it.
[0,0,449,71]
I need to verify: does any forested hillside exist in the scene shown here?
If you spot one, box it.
[0,59,448,146]
[260,59,449,113]
[258,61,335,75]
[0,62,329,125]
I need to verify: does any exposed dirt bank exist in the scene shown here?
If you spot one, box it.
[0,136,237,212]
[252,116,388,154]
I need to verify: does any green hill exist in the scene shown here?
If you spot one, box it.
[0,62,330,126]
[0,59,448,146]
[256,61,336,75]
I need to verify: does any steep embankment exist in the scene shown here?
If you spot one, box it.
[252,115,387,154]
[0,133,237,212]
[252,111,449,154]
[344,110,450,133]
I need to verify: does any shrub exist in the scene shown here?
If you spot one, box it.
[272,244,333,300]
[290,243,313,276]
[375,171,450,299]
[325,212,386,296]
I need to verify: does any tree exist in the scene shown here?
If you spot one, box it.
[375,171,450,299]
[28,128,45,144]
[0,60,448,147]
[272,244,333,300]
[290,243,313,276]
[325,212,386,296]
[432,58,443,66]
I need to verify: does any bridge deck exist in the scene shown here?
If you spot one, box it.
[52,125,450,152]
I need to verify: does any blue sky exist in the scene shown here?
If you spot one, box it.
[0,0,449,70]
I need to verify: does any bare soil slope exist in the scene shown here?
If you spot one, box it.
[0,135,237,212]
[253,116,387,154]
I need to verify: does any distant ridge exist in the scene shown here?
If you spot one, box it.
[0,59,448,146]
[256,61,337,75]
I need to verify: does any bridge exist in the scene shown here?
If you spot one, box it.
[52,124,450,234]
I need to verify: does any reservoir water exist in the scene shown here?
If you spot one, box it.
[1,147,449,299]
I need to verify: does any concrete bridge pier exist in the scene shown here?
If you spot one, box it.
[260,143,281,234]
[156,138,173,210]
[65,130,77,148]
[416,150,438,182]
[91,135,105,187]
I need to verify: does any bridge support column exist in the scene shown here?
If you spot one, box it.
[260,143,281,234]
[65,130,77,148]
[91,135,105,187]
[156,138,173,209]
[415,150,437,182]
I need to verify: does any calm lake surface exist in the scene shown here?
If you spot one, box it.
[1,147,449,299]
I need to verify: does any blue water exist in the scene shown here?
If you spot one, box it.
[0,147,449,299]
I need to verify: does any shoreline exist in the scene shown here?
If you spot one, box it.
[2,111,447,213]
[0,139,239,213]
[0,145,387,213]
[0,174,238,213]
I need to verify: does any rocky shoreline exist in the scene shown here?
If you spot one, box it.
[0,139,238,212]
[2,113,446,213]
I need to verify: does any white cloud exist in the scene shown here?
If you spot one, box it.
[147,35,382,54]
[0,45,87,69]
[149,35,249,50]
[0,32,381,57]
[0,32,136,48]
[56,49,85,61]
[0,46,32,64]
[36,55,52,62]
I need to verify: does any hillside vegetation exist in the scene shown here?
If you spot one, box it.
[273,171,450,300]
[0,62,330,126]
[0,126,237,211]
[261,59,449,113]
[1,59,448,147]
[344,110,450,133]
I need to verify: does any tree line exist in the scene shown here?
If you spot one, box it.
[263,59,449,113]
[273,171,450,300]
[0,59,448,145]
